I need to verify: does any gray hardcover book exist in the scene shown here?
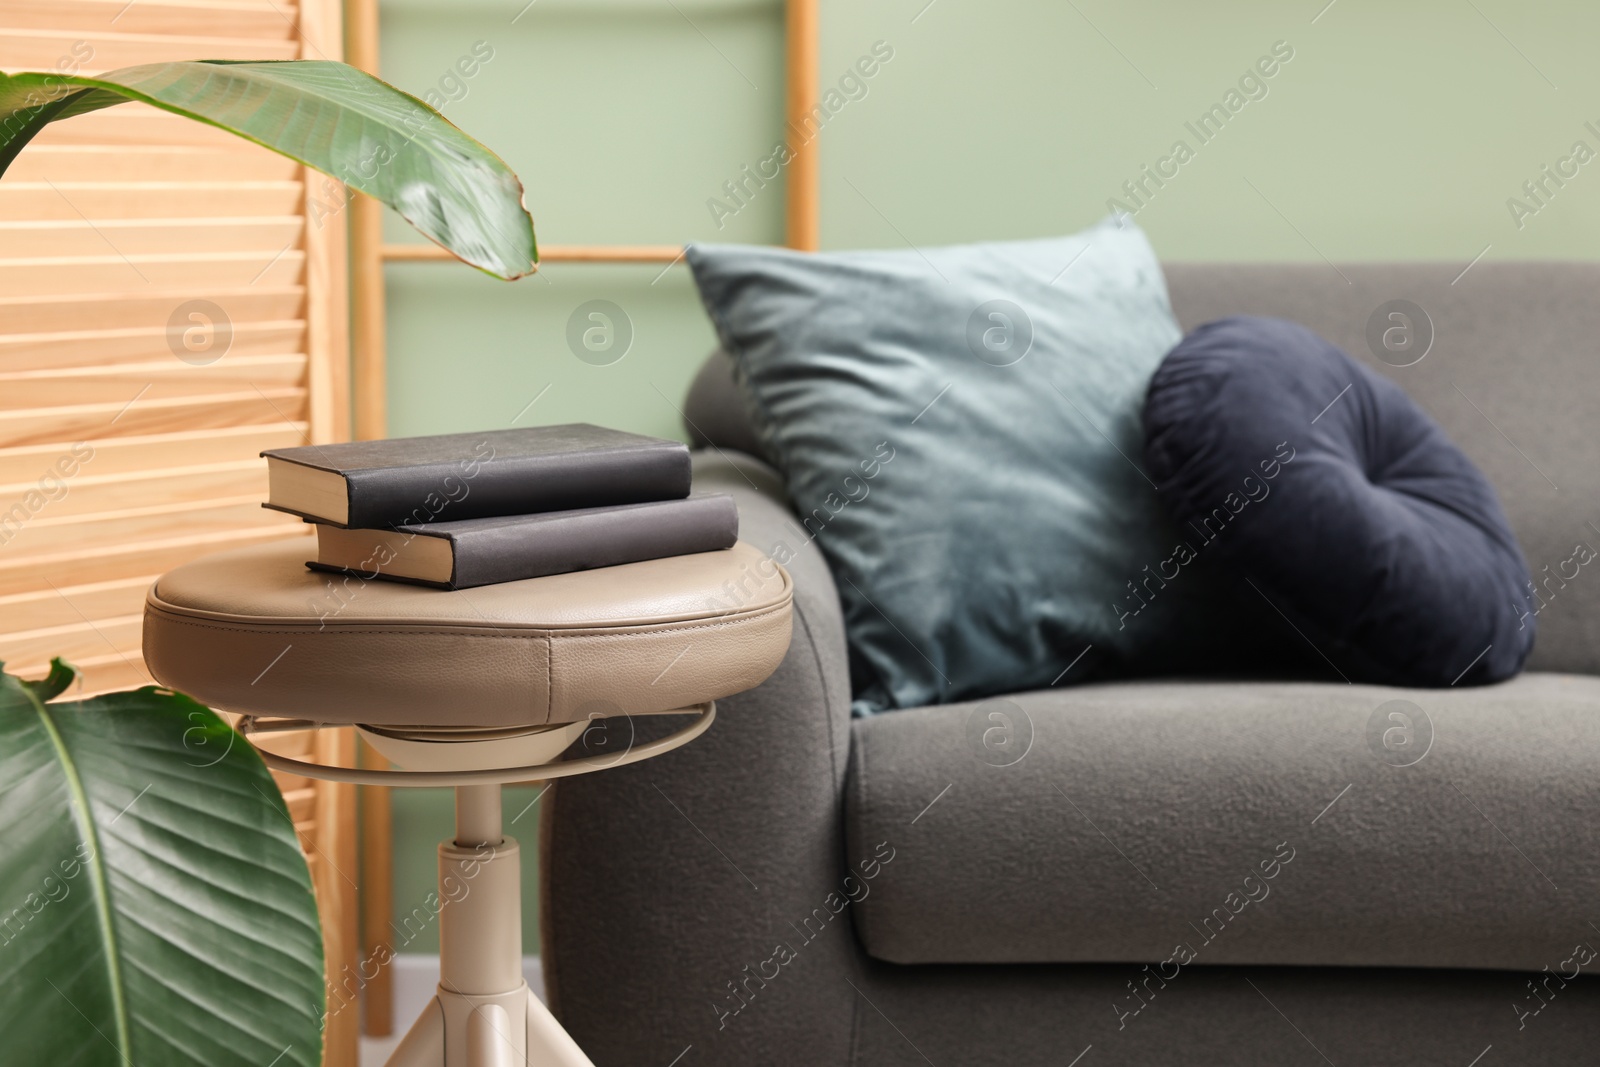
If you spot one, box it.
[307,494,739,590]
[263,424,690,528]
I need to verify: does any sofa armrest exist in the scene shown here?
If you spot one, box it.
[541,449,862,1066]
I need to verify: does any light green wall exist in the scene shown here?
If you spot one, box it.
[380,0,785,447]
[821,0,1600,258]
[372,0,1600,955]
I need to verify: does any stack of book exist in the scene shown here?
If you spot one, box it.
[261,424,738,590]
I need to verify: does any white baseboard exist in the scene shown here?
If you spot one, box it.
[358,954,545,1067]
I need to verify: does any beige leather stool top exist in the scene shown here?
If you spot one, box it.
[143,538,792,728]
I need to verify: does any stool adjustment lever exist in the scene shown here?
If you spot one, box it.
[236,702,716,786]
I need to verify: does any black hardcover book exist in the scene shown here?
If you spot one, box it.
[307,494,739,590]
[263,424,691,528]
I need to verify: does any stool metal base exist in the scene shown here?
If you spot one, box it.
[385,787,595,1067]
[386,984,590,1067]
[231,707,717,1066]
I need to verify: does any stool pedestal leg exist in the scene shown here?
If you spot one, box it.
[384,785,595,1067]
[385,1000,443,1067]
[525,987,594,1065]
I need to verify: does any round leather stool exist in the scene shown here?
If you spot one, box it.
[143,537,793,1067]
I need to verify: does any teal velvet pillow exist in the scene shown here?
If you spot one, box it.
[688,220,1237,713]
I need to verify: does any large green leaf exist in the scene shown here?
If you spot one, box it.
[0,661,325,1067]
[0,60,536,278]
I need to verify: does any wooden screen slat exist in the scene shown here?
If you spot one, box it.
[0,463,269,519]
[0,250,306,296]
[0,217,303,257]
[0,424,305,482]
[0,321,304,369]
[0,0,297,39]
[0,356,307,407]
[0,525,310,597]
[0,29,299,68]
[0,576,156,631]
[283,786,318,827]
[0,387,307,445]
[0,182,303,218]
[4,146,301,182]
[1,614,143,669]
[0,289,305,333]
[2,499,288,556]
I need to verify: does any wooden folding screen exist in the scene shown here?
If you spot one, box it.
[0,3,358,1064]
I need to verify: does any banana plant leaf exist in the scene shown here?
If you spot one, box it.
[0,60,536,278]
[0,660,325,1067]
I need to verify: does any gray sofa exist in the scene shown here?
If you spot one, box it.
[542,262,1600,1065]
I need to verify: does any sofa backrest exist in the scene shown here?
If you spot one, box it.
[685,261,1600,676]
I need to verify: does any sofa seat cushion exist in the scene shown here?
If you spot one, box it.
[847,675,1600,972]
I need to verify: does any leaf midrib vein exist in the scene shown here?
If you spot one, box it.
[24,688,130,1060]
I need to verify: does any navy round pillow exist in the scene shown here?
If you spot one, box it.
[1142,315,1533,686]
